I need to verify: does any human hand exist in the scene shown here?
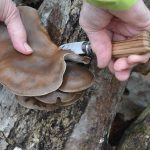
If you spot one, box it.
[79,0,150,81]
[0,0,32,54]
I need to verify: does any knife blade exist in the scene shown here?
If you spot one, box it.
[60,41,93,56]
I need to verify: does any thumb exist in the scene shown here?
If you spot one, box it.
[3,1,32,54]
[87,29,112,68]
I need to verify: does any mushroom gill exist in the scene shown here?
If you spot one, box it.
[0,6,90,97]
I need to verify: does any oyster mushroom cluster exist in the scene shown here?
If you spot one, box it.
[0,6,94,111]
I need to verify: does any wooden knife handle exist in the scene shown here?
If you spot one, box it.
[112,31,150,58]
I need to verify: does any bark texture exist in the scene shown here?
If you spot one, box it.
[13,0,44,8]
[117,106,150,150]
[0,0,127,150]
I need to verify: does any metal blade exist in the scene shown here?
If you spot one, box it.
[60,42,85,55]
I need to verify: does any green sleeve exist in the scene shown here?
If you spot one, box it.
[86,0,138,11]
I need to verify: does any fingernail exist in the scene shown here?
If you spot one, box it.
[24,43,33,53]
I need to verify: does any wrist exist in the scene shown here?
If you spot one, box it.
[85,0,138,11]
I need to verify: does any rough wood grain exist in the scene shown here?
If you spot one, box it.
[112,31,150,58]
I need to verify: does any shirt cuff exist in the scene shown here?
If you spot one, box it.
[85,0,138,11]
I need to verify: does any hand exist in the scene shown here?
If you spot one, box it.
[79,0,150,81]
[0,0,32,54]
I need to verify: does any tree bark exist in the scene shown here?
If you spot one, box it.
[117,105,150,150]
[0,0,126,150]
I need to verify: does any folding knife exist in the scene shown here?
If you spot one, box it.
[60,31,150,58]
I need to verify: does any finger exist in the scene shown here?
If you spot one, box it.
[80,2,113,31]
[87,30,112,68]
[128,52,150,64]
[115,69,131,81]
[109,59,131,81]
[108,19,142,37]
[112,33,127,41]
[114,58,130,71]
[108,60,115,74]
[79,2,113,68]
[4,1,33,54]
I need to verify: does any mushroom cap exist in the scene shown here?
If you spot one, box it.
[35,90,83,104]
[0,6,89,96]
[59,62,94,92]
[16,91,83,111]
[0,7,64,96]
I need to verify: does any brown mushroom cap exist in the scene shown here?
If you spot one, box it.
[0,6,89,96]
[16,91,83,111]
[16,96,57,111]
[59,62,94,92]
[35,90,83,104]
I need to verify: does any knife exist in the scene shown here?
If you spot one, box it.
[60,31,150,58]
[60,41,92,56]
